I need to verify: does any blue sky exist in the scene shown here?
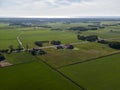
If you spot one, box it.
[0,0,120,17]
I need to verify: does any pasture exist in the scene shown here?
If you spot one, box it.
[0,53,81,90]
[60,54,120,90]
[0,29,19,49]
[39,42,116,68]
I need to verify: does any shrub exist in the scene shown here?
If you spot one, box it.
[97,40,109,44]
[0,54,5,61]
[35,41,43,47]
[109,42,120,49]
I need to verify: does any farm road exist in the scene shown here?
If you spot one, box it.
[17,31,88,50]
[17,32,25,50]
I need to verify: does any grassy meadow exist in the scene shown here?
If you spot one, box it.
[0,61,81,90]
[20,29,80,48]
[60,54,120,90]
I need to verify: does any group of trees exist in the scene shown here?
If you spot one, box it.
[97,40,109,44]
[68,27,98,31]
[51,28,62,31]
[98,40,120,49]
[0,53,5,61]
[0,49,9,53]
[9,45,23,53]
[9,23,33,27]
[35,41,43,47]
[109,42,120,49]
[35,41,49,47]
[0,45,23,54]
[29,48,46,56]
[88,25,105,29]
[77,35,98,42]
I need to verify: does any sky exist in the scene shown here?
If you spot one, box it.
[0,0,120,18]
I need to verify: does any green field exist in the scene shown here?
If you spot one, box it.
[0,29,19,49]
[60,54,120,90]
[0,21,120,90]
[20,29,79,48]
[5,52,37,64]
[0,55,81,90]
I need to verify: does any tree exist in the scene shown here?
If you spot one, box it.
[85,35,98,42]
[0,54,5,61]
[77,35,86,40]
[9,45,14,53]
[16,45,23,52]
[35,41,43,47]
[77,35,98,42]
[109,42,120,49]
[97,40,109,44]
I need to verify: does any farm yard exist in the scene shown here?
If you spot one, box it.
[0,19,120,90]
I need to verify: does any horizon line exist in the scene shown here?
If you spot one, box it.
[0,16,120,18]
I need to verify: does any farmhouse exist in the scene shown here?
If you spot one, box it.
[64,44,74,49]
[56,44,74,49]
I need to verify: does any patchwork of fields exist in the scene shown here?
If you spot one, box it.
[0,21,120,90]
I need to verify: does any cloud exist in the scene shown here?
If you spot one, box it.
[0,0,119,17]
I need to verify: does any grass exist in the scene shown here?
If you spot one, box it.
[0,29,20,49]
[82,26,120,41]
[0,21,120,90]
[60,53,120,90]
[39,42,116,68]
[0,55,81,90]
[20,29,80,48]
[46,22,94,29]
[5,52,37,64]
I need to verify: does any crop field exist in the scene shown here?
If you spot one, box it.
[60,54,120,90]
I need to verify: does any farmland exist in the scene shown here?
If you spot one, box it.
[0,61,81,90]
[0,18,120,90]
[60,54,120,90]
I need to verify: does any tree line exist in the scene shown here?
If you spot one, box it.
[77,35,98,42]
[68,26,98,31]
[77,34,120,50]
[98,40,120,49]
